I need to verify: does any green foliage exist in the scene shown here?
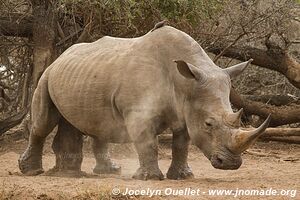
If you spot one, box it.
[154,0,225,25]
[58,0,227,37]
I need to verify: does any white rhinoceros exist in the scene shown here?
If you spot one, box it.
[19,25,270,180]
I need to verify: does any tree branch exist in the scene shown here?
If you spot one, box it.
[0,14,33,37]
[208,44,300,89]
[0,108,28,136]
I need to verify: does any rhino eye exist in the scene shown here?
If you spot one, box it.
[204,119,214,128]
[205,121,213,127]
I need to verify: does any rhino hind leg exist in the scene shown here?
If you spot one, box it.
[167,128,194,180]
[47,117,84,176]
[19,71,61,175]
[18,134,46,175]
[92,138,121,175]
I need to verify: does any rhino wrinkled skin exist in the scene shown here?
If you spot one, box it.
[19,25,270,180]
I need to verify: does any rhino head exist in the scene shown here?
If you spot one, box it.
[175,59,270,170]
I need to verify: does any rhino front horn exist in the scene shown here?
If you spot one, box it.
[231,114,271,153]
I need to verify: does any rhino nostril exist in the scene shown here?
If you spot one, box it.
[216,155,223,165]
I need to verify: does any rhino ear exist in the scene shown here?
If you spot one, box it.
[223,59,253,79]
[174,60,206,81]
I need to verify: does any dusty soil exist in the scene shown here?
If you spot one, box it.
[0,134,299,200]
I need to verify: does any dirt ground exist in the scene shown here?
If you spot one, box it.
[0,134,299,200]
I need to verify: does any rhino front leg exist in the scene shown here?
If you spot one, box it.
[133,137,164,180]
[167,128,194,180]
[125,113,165,180]
[92,138,121,174]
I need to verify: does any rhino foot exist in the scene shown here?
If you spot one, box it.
[167,165,194,180]
[132,167,164,180]
[45,166,87,177]
[18,146,44,176]
[93,161,121,175]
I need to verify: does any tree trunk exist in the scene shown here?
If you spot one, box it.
[261,128,300,137]
[230,89,300,127]
[31,0,57,88]
[260,136,300,144]
[243,95,299,106]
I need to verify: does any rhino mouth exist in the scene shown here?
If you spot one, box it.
[209,151,242,170]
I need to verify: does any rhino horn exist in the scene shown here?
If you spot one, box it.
[231,114,271,153]
[223,59,253,79]
[226,108,243,127]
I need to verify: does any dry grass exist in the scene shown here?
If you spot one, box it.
[0,183,156,200]
[0,184,21,200]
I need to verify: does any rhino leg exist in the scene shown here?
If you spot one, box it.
[132,136,164,180]
[125,113,165,180]
[18,134,46,175]
[167,128,194,180]
[92,138,121,174]
[19,71,60,175]
[49,117,84,175]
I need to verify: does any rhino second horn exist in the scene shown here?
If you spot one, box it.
[226,108,243,127]
[231,114,271,153]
